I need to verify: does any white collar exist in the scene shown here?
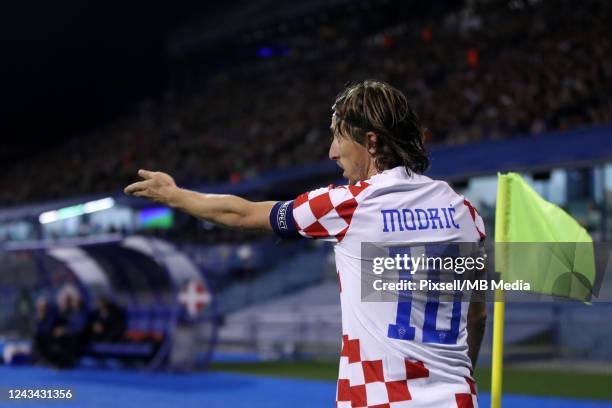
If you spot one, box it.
[369,166,431,184]
[370,166,409,180]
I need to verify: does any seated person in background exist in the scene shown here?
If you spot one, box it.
[32,297,58,365]
[48,293,91,368]
[90,296,127,342]
[15,287,34,337]
[66,295,92,345]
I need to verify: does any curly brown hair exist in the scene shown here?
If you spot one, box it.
[331,79,429,175]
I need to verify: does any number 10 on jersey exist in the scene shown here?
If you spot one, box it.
[387,246,463,345]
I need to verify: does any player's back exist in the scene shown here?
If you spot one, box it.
[333,166,484,407]
[271,165,484,406]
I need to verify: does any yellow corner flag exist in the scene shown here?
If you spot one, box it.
[491,172,595,408]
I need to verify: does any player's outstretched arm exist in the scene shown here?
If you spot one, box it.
[124,169,275,231]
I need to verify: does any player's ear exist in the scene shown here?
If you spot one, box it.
[365,131,378,155]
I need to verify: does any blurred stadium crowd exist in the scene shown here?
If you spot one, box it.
[2,0,611,206]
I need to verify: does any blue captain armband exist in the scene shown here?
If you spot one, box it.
[269,200,300,238]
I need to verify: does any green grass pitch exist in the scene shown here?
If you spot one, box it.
[210,361,612,400]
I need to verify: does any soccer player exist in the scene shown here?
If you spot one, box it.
[125,80,487,407]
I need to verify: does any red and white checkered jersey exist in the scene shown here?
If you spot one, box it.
[270,166,485,408]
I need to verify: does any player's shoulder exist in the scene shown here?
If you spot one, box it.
[294,181,372,210]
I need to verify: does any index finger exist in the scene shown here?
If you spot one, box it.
[138,169,154,179]
[124,180,148,195]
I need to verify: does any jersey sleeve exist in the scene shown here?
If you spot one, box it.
[269,182,370,243]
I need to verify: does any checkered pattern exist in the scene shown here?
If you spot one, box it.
[337,335,430,408]
[293,181,370,242]
[463,199,486,241]
[454,377,478,408]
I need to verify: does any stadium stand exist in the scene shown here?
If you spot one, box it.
[1,0,611,206]
[218,281,342,359]
[214,242,332,315]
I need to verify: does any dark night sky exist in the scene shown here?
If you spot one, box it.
[0,1,205,166]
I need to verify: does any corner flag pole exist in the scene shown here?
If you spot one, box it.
[491,291,505,408]
[491,173,508,408]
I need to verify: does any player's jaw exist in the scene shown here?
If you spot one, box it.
[329,136,377,184]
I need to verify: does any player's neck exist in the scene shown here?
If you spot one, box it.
[366,161,381,180]
[348,160,381,185]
